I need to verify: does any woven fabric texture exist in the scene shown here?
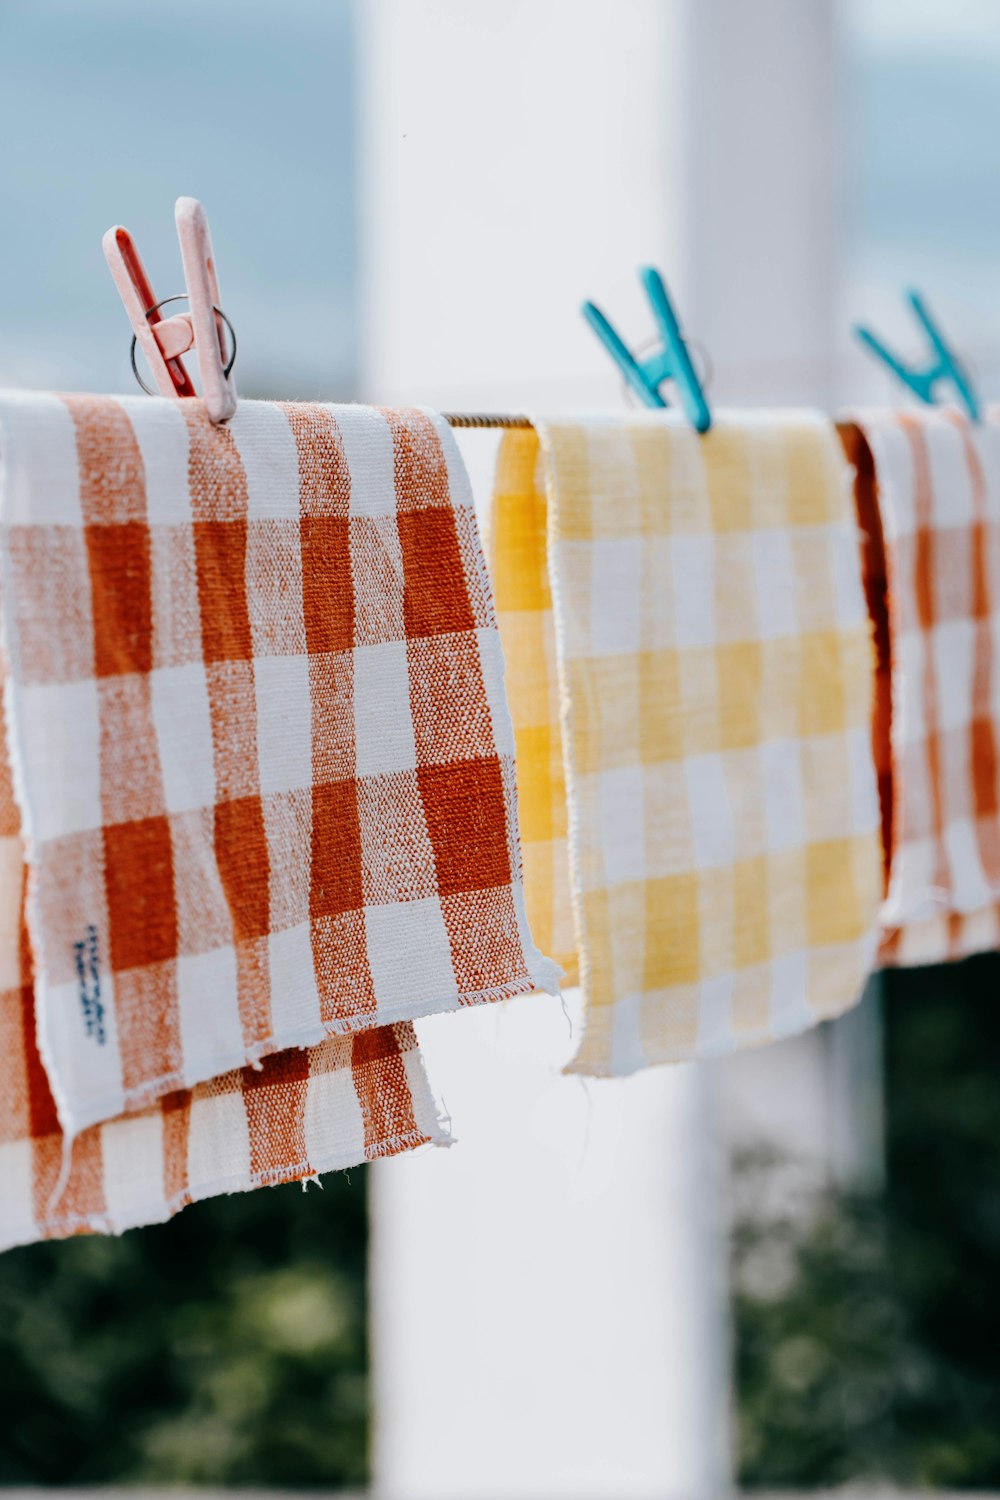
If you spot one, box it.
[850,409,1000,965]
[0,675,446,1252]
[0,393,557,1137]
[492,413,882,1075]
[490,430,578,983]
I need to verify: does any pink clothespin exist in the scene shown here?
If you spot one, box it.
[103,196,238,423]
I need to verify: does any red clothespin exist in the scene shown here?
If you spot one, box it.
[103,196,238,423]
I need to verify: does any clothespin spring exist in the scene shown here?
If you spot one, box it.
[129,294,237,399]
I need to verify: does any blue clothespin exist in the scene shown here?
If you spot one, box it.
[854,289,980,423]
[582,267,712,433]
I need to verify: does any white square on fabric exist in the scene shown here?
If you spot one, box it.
[977,424,1000,531]
[177,946,244,1083]
[39,972,125,1132]
[685,754,735,869]
[0,836,23,992]
[888,835,940,921]
[304,1060,366,1167]
[254,653,312,795]
[587,422,640,526]
[353,641,418,777]
[476,627,516,759]
[760,738,807,853]
[669,534,716,648]
[338,407,398,519]
[230,402,302,520]
[871,424,917,542]
[116,397,191,525]
[696,974,734,1055]
[151,662,217,814]
[267,922,322,1038]
[18,678,102,840]
[932,618,975,733]
[828,525,867,631]
[643,536,676,650]
[400,1043,436,1134]
[847,723,881,834]
[0,392,81,526]
[926,418,974,529]
[752,530,798,640]
[944,818,992,912]
[364,896,458,1013]
[428,411,476,512]
[0,1139,35,1242]
[589,538,644,656]
[609,990,644,1076]
[596,765,647,888]
[100,1110,165,1223]
[767,949,812,1037]
[990,616,1000,724]
[896,629,927,745]
[187,1088,252,1198]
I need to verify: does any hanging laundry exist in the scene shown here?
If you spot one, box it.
[490,431,578,983]
[492,413,882,1075]
[847,409,1000,966]
[0,675,445,1251]
[0,393,557,1143]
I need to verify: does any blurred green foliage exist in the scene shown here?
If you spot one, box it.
[735,953,1000,1487]
[4,953,997,1489]
[0,1170,368,1487]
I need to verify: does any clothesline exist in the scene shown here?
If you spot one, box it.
[0,394,995,1248]
[0,194,991,1250]
[445,411,862,439]
[444,413,533,429]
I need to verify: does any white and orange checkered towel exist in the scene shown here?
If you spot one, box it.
[0,393,555,1164]
[0,663,447,1251]
[849,409,1000,966]
[492,413,883,1075]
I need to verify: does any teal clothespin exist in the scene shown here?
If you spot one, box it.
[854,289,980,423]
[582,267,712,433]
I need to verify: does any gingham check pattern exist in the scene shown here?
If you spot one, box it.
[850,409,1000,965]
[0,393,557,1137]
[0,679,446,1252]
[493,413,882,1075]
[490,430,578,983]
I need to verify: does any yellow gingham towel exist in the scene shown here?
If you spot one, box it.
[492,413,883,1075]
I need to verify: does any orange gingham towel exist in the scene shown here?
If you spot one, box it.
[0,678,445,1251]
[849,410,1000,965]
[0,393,558,1139]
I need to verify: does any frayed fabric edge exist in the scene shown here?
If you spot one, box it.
[1,1122,453,1254]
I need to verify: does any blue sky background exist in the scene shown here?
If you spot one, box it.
[0,0,357,397]
[0,0,998,402]
[844,0,1000,384]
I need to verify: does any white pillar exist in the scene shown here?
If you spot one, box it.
[680,0,884,1218]
[357,0,686,413]
[682,0,840,408]
[359,3,845,1496]
[358,5,727,1499]
[371,999,726,1500]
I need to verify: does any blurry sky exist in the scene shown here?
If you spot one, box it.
[0,0,998,401]
[844,0,1000,379]
[0,0,357,397]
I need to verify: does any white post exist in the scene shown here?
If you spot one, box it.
[682,0,840,409]
[357,0,687,413]
[358,5,727,1499]
[358,2,845,1495]
[370,1002,726,1500]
